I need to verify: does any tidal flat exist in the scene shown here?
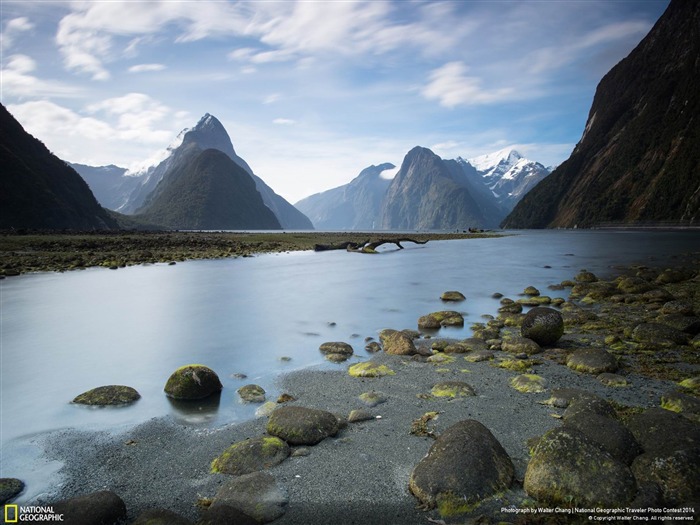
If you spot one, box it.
[0,230,496,276]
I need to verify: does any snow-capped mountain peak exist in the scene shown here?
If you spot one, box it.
[469,147,523,173]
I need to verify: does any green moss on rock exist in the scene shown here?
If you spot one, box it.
[430,381,476,398]
[348,362,395,377]
[211,436,290,475]
[72,385,141,406]
[164,364,223,400]
[510,374,547,393]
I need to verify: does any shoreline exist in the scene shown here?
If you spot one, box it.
[5,255,699,524]
[0,230,499,276]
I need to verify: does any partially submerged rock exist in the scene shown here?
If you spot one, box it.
[72,385,140,406]
[441,291,465,302]
[418,311,464,329]
[409,420,514,514]
[319,341,354,362]
[267,406,339,446]
[211,436,290,475]
[0,478,24,505]
[164,364,223,400]
[380,330,418,355]
[521,307,564,346]
[208,471,288,523]
[237,384,266,403]
[524,427,636,507]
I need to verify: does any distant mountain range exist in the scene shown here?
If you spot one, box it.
[0,103,119,230]
[503,0,699,228]
[296,146,549,230]
[72,114,313,230]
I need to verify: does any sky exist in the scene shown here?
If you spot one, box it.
[0,0,670,204]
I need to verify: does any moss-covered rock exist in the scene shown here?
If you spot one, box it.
[597,373,628,387]
[418,311,464,329]
[632,323,690,345]
[625,408,700,454]
[661,390,700,420]
[319,341,354,362]
[510,374,547,393]
[430,381,476,398]
[441,291,466,302]
[543,388,599,409]
[348,409,375,423]
[266,406,339,446]
[0,478,24,505]
[463,350,494,362]
[661,300,695,316]
[617,276,654,294]
[631,448,700,506]
[348,361,395,377]
[566,348,618,374]
[72,385,141,406]
[408,420,514,513]
[164,364,223,400]
[255,401,278,417]
[575,270,598,283]
[211,436,290,475]
[427,353,455,364]
[498,302,523,315]
[444,337,487,354]
[679,376,700,394]
[521,307,564,346]
[642,288,675,304]
[563,395,617,420]
[380,330,418,355]
[524,427,636,507]
[364,341,381,353]
[237,384,266,403]
[208,471,288,523]
[523,286,540,296]
[563,411,642,465]
[501,336,542,355]
[495,358,537,372]
[517,295,552,306]
[655,314,700,335]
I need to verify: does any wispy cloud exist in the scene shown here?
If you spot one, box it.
[128,63,166,73]
[422,62,516,108]
[1,16,34,51]
[1,54,82,98]
[272,118,296,125]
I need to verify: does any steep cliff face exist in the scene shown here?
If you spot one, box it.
[503,0,700,228]
[380,147,499,230]
[0,103,119,230]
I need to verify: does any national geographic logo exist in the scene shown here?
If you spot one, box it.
[3,505,64,522]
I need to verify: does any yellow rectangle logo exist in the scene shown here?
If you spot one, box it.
[4,504,19,523]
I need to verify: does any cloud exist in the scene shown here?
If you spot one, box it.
[263,93,282,105]
[0,54,81,98]
[272,118,296,125]
[85,93,175,143]
[422,62,516,108]
[1,16,34,51]
[128,63,166,73]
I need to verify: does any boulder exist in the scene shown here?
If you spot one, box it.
[661,390,700,419]
[563,395,617,420]
[319,341,354,362]
[0,478,24,505]
[625,408,700,454]
[563,411,642,465]
[52,490,127,525]
[208,471,288,523]
[364,341,381,353]
[164,364,223,400]
[521,307,564,346]
[464,350,494,362]
[655,314,700,335]
[408,420,514,512]
[430,381,476,398]
[359,391,387,407]
[72,385,141,406]
[544,388,600,409]
[575,270,598,283]
[237,384,266,403]
[523,286,540,296]
[418,311,464,329]
[617,276,654,294]
[267,406,339,446]
[380,330,418,355]
[441,291,466,302]
[524,427,637,507]
[444,338,488,354]
[631,448,700,506]
[566,348,618,374]
[211,436,290,475]
[661,300,695,316]
[597,373,628,387]
[501,336,541,355]
[498,302,523,315]
[198,505,257,525]
[132,509,193,525]
[632,323,690,346]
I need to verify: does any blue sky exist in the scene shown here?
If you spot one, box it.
[1,0,669,203]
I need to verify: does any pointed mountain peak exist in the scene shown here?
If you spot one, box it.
[469,147,523,172]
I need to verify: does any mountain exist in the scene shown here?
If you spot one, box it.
[468,148,550,210]
[503,0,700,228]
[0,103,119,230]
[75,114,313,229]
[380,146,502,230]
[135,144,281,230]
[295,163,395,230]
[68,163,141,212]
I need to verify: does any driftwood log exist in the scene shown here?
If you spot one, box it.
[314,238,429,254]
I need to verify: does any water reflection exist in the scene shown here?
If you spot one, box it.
[166,392,221,425]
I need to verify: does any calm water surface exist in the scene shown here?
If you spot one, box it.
[1,230,698,459]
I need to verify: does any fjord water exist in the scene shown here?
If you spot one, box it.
[1,230,698,451]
